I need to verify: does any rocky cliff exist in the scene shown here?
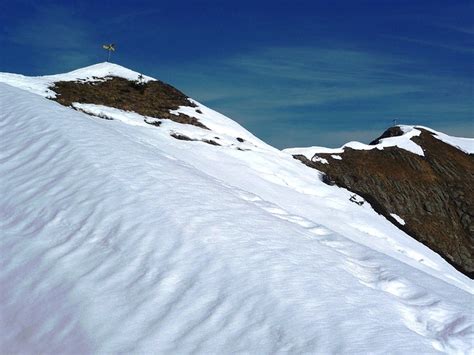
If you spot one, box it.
[293,127,474,277]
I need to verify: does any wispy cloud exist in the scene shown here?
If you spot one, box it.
[438,24,474,36]
[168,45,471,111]
[159,45,472,148]
[384,35,474,54]
[168,47,423,106]
[5,4,98,73]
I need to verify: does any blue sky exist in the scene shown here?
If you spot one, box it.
[1,0,472,148]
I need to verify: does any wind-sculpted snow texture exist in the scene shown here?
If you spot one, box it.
[1,65,473,354]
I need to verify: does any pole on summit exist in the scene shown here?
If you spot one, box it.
[102,44,116,62]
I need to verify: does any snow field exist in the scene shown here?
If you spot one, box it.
[1,64,473,354]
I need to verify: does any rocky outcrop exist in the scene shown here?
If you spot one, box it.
[293,128,474,277]
[50,76,208,129]
[369,126,404,144]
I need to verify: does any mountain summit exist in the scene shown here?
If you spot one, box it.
[0,63,473,354]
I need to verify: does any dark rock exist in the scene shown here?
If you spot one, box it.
[144,119,161,127]
[170,133,221,147]
[370,126,404,145]
[170,133,193,141]
[322,173,336,186]
[202,139,221,146]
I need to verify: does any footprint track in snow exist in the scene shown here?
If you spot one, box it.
[235,189,473,353]
[237,192,332,235]
[342,256,472,353]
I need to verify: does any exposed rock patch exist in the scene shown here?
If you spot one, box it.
[144,119,162,127]
[293,128,474,277]
[170,133,221,146]
[50,76,208,129]
[203,139,221,146]
[170,133,193,141]
[370,126,404,145]
[72,106,113,120]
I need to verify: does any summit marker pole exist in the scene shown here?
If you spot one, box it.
[102,44,116,62]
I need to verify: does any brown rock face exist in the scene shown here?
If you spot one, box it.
[49,76,208,129]
[293,128,474,277]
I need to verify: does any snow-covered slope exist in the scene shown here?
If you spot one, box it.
[1,64,473,354]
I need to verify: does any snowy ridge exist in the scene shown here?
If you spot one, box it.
[0,62,154,98]
[0,62,271,150]
[72,102,272,151]
[285,125,425,158]
[1,65,473,353]
[414,125,474,154]
[172,99,272,148]
[284,125,473,159]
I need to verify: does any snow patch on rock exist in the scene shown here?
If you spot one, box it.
[391,213,406,225]
[285,126,424,158]
[312,155,329,164]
